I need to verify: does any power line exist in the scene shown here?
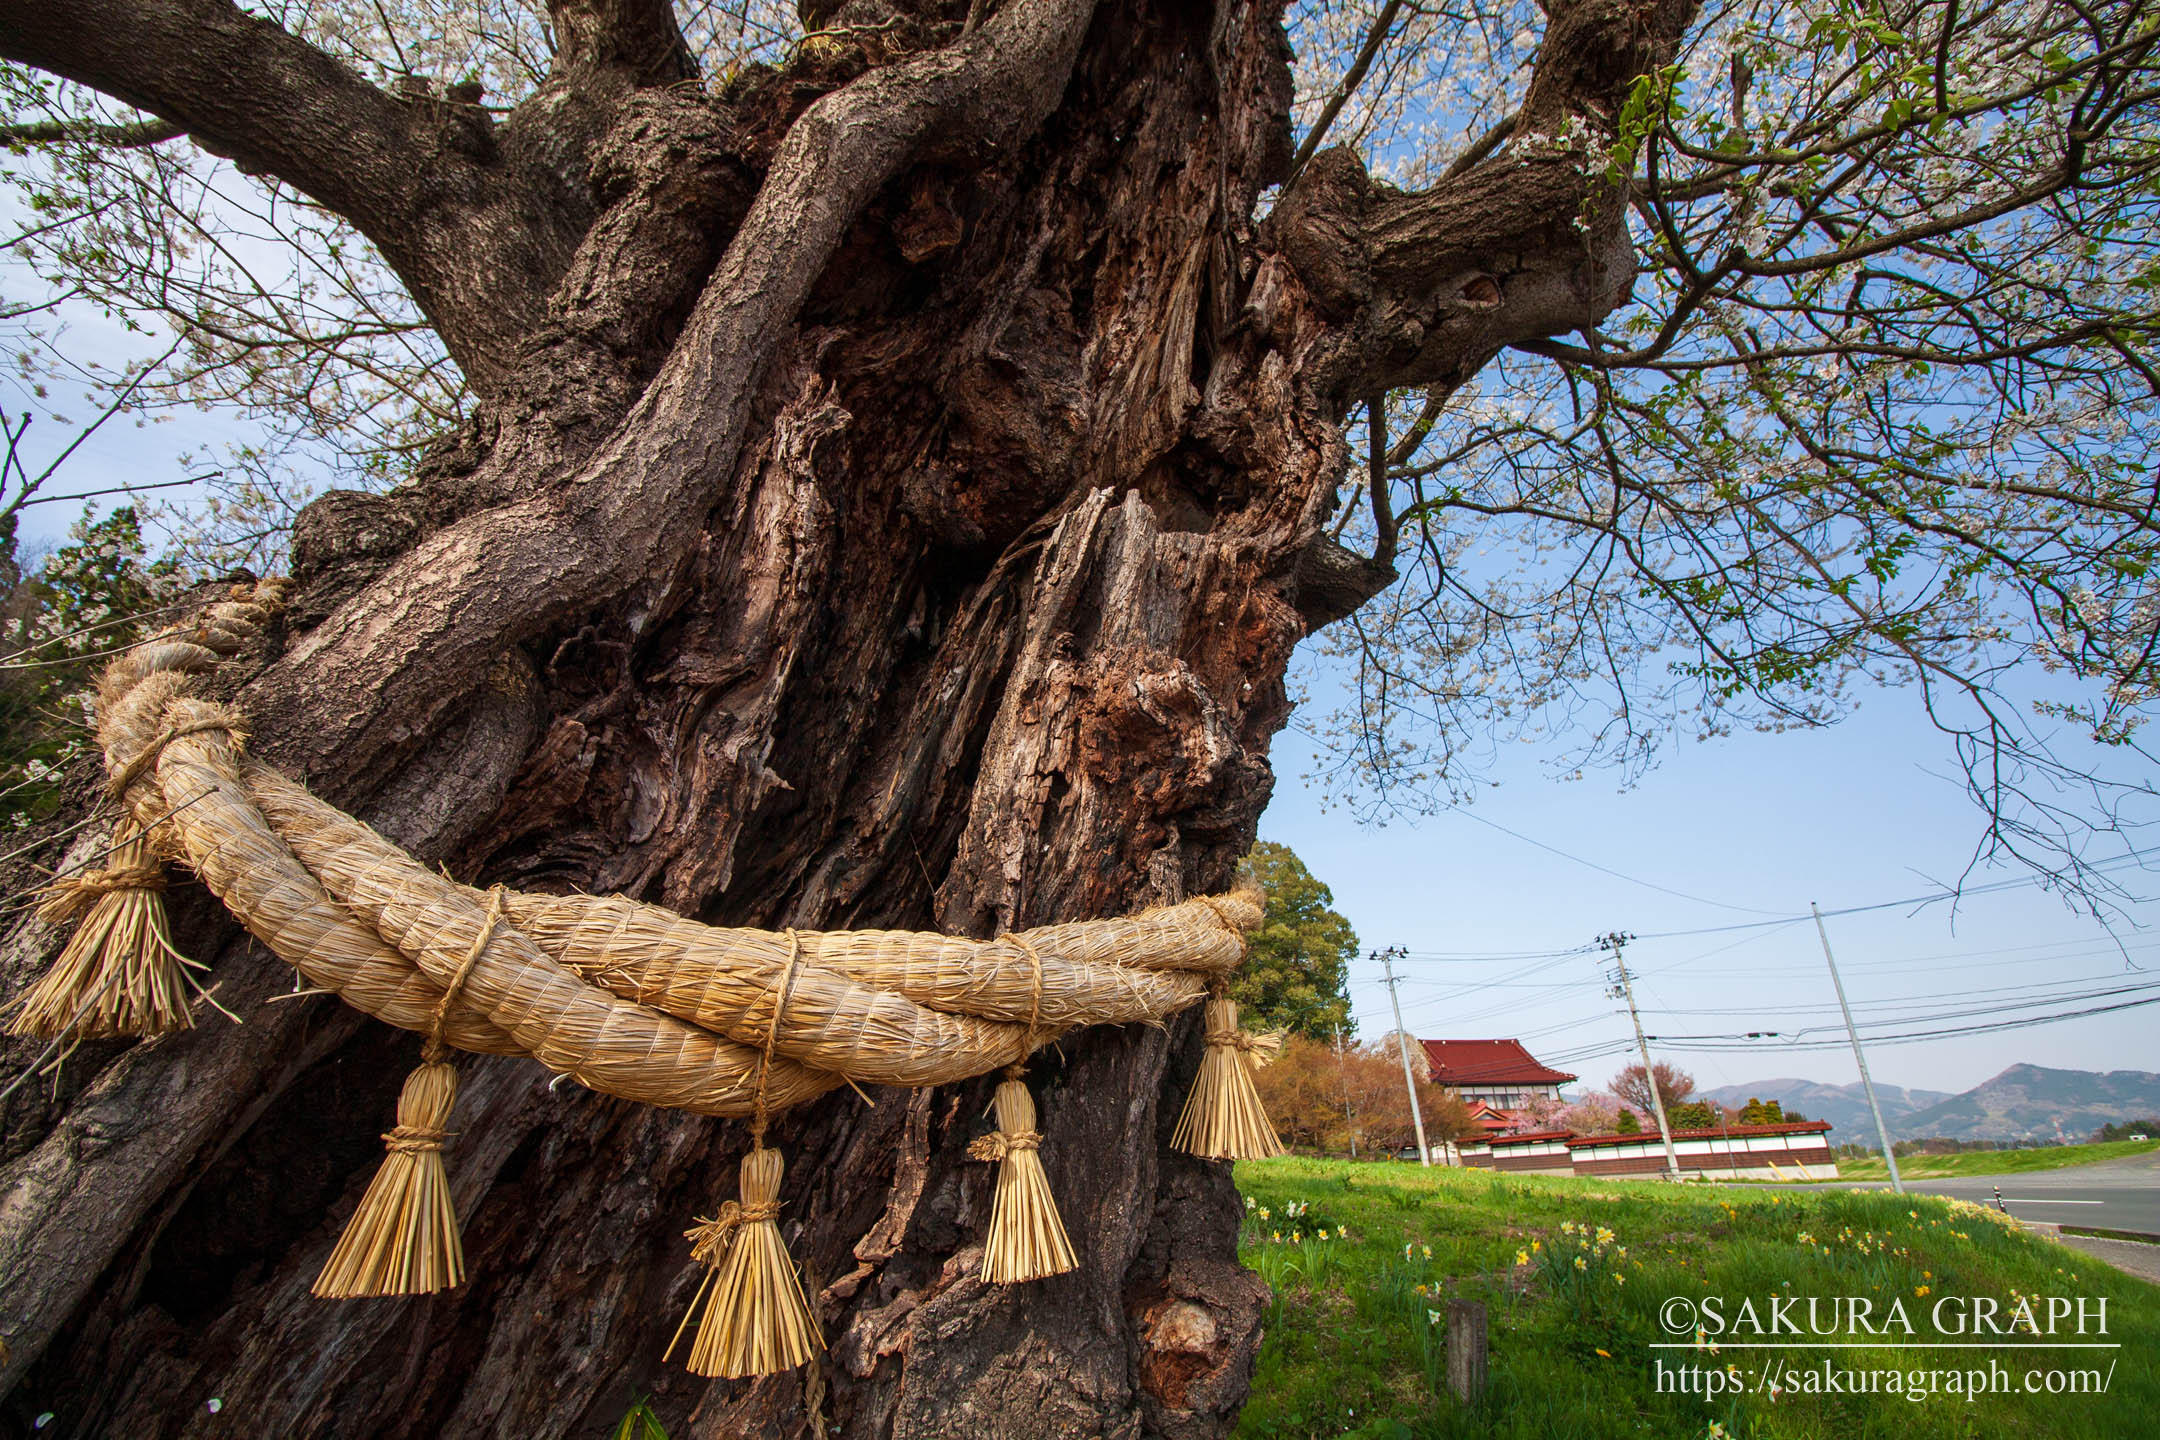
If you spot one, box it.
[1637,980,2160,1038]
[1540,980,2160,1065]
[1627,847,2160,943]
[1384,951,1590,1014]
[1375,850,2160,976]
[1636,992,2160,1051]
[1350,849,2160,1083]
[1374,927,2160,1049]
[1394,945,1595,962]
[1437,800,1789,915]
[1640,971,2160,1017]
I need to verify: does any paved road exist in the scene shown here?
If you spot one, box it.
[2056,1234,2160,1285]
[1823,1150,2160,1237]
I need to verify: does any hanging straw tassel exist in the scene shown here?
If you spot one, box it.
[669,929,822,1377]
[672,1145,822,1377]
[312,1058,464,1297]
[968,1069,1077,1283]
[1171,994,1286,1160]
[7,820,199,1041]
[313,887,506,1299]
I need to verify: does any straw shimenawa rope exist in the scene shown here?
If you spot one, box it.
[22,579,1280,1376]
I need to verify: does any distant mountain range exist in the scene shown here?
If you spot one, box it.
[1699,1065,2160,1144]
[1697,1077,1951,1142]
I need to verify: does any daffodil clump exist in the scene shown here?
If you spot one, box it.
[1515,1217,1639,1320]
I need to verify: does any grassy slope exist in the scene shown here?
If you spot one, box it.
[1233,1157,2155,1440]
[1830,1138,2158,1182]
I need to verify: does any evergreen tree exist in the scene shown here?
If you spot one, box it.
[1668,1100,1719,1130]
[1233,841,1356,1038]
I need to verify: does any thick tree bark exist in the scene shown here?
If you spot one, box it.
[0,0,1697,1435]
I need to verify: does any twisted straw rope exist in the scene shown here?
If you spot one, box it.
[80,582,1258,1119]
[424,886,508,1063]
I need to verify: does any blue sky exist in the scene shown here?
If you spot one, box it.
[2,293,242,562]
[1264,662,2160,1102]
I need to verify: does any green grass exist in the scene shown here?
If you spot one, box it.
[1233,1157,2156,1440]
[1830,1139,2158,1182]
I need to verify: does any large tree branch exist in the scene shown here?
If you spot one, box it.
[1268,0,1702,621]
[0,0,624,392]
[547,0,695,85]
[246,0,1103,784]
[0,0,420,224]
[1265,0,1700,400]
[0,115,183,147]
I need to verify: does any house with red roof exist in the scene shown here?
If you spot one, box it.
[1420,1038,1576,1110]
[1461,1099,1518,1137]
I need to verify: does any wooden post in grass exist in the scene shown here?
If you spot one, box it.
[1446,1299,1487,1404]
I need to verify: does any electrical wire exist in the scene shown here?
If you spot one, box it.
[1434,800,1791,916]
[1642,993,2160,1052]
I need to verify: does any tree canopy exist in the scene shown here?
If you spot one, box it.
[1233,841,1358,1037]
[1611,1059,1699,1115]
[1253,1032,1480,1153]
[4,0,2159,893]
[1292,0,2160,895]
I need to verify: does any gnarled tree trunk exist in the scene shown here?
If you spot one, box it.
[0,0,1696,1434]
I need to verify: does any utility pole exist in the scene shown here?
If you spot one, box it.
[1334,1024,1357,1159]
[1811,903,1904,1195]
[1601,932,1681,1182]
[1377,945,1432,1166]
